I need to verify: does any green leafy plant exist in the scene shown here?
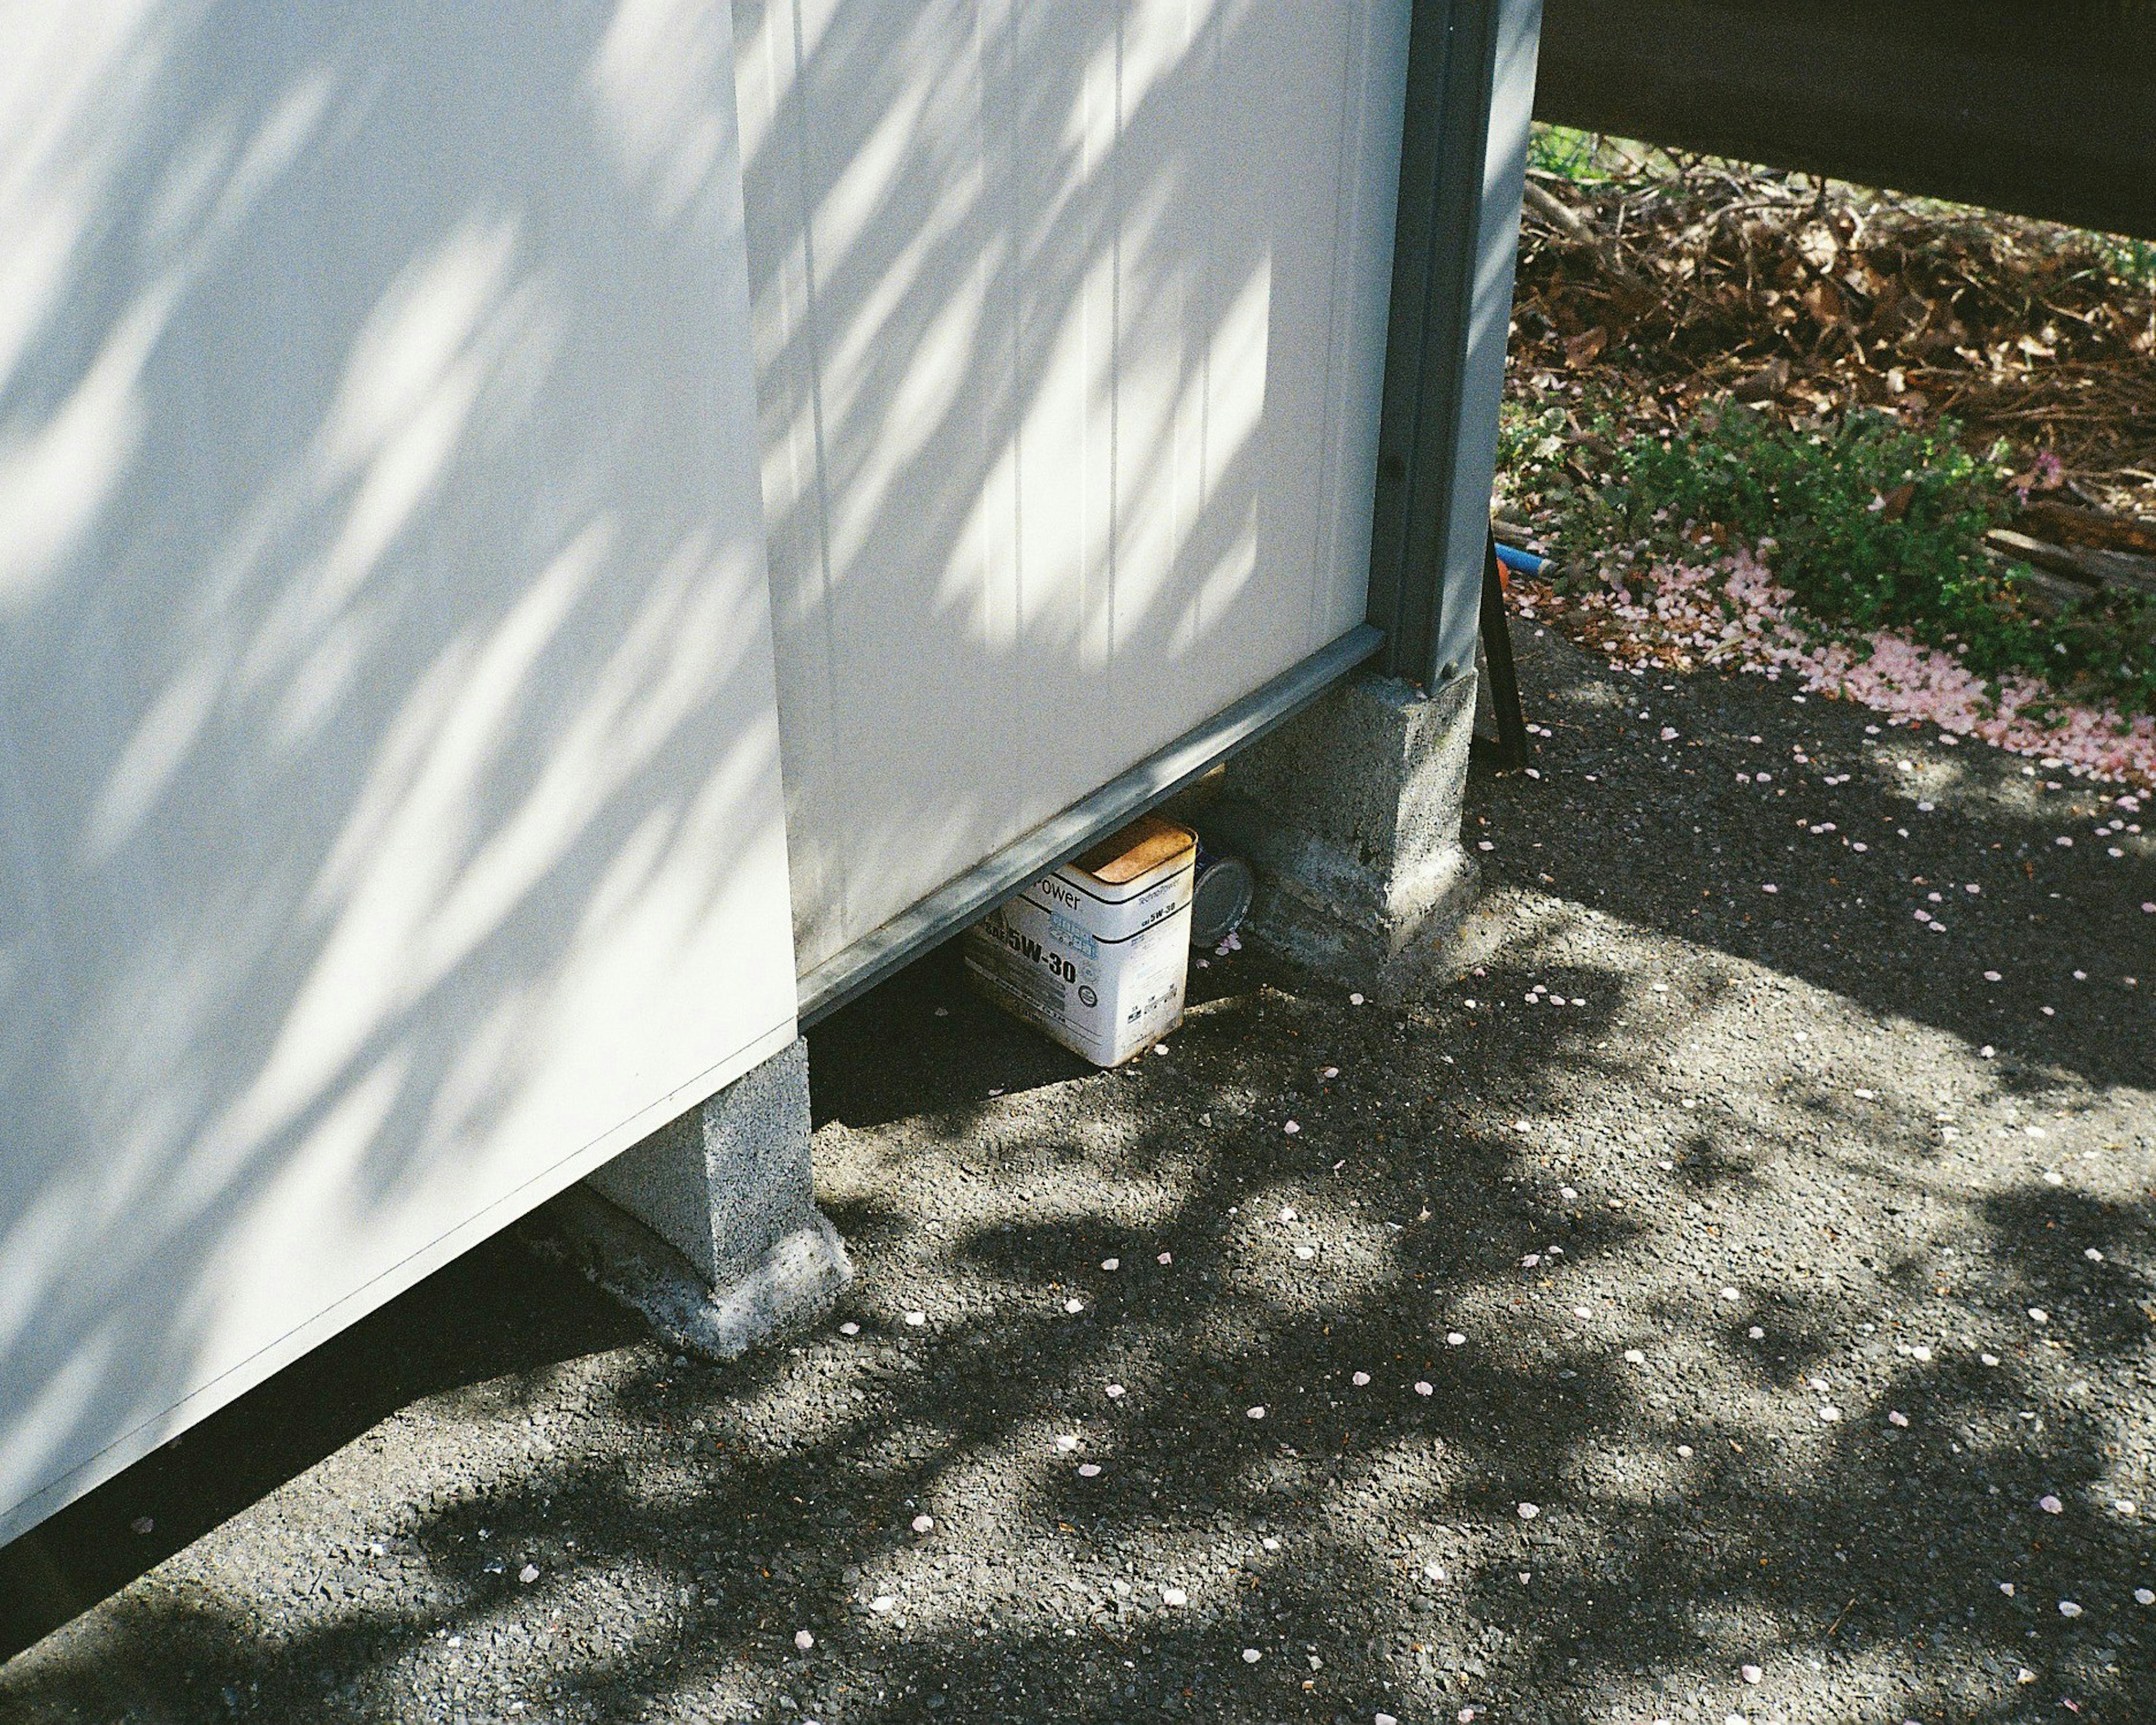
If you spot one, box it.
[1525,125,1609,185]
[2087,231,2156,294]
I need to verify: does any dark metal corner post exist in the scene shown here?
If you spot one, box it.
[1367,0,1543,693]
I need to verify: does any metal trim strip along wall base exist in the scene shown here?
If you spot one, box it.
[794,624,1386,1027]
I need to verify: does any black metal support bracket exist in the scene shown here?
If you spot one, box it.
[1471,529,1530,772]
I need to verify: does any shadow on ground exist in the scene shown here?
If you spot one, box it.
[0,1239,640,1664]
[3,631,2152,1724]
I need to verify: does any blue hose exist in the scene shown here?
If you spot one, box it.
[1493,540,1553,581]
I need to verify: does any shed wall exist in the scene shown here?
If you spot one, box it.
[735,0,1413,974]
[0,1,796,1545]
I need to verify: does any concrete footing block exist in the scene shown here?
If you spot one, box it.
[1207,668,1481,992]
[529,1038,851,1359]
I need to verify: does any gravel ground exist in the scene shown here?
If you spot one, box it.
[3,624,2153,1725]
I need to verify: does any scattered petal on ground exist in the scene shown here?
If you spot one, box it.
[1515,555,2156,787]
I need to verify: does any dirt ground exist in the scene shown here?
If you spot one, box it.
[2,623,2152,1724]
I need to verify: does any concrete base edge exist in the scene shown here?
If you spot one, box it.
[523,1186,852,1362]
[1187,665,1484,999]
[1240,839,1482,1000]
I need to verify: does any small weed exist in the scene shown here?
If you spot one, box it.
[1525,126,1606,185]
[2088,231,2156,294]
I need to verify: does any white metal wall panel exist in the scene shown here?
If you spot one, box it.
[0,1,797,1545]
[736,0,1411,971]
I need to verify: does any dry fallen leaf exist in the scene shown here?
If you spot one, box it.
[1564,326,1608,369]
[1800,277,1846,327]
[1797,221,1840,272]
[1733,357,1790,402]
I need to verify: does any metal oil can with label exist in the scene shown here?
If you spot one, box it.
[963,815,1196,1066]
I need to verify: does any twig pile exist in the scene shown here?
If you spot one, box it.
[1509,158,2156,512]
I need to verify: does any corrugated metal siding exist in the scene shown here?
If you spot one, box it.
[736,0,1411,972]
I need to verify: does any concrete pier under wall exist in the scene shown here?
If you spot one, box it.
[540,1039,851,1362]
[1202,668,1482,993]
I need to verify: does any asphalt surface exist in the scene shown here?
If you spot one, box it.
[3,622,2152,1725]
